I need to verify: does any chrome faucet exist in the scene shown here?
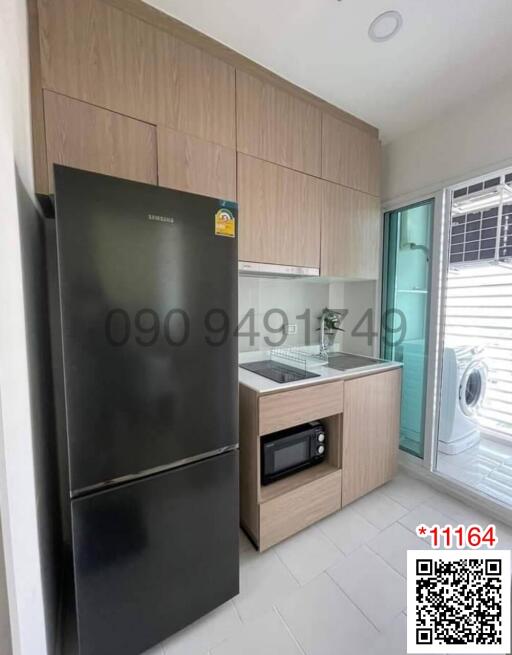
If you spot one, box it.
[320,310,327,355]
[318,308,345,355]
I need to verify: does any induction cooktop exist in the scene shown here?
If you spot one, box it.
[326,353,380,371]
[240,360,320,384]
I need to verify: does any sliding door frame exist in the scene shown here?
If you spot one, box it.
[381,190,444,467]
[377,159,512,525]
[430,166,512,487]
[384,167,512,524]
[423,188,451,473]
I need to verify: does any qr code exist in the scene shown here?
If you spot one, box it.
[407,550,511,653]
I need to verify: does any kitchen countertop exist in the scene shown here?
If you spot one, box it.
[238,347,402,394]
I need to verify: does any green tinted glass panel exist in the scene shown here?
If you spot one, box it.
[381,199,434,458]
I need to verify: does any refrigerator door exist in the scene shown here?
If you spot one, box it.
[71,450,239,655]
[53,166,238,494]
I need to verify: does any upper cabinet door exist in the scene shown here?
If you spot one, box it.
[236,71,321,177]
[322,114,380,197]
[157,127,236,201]
[156,32,235,148]
[321,181,380,279]
[38,0,235,148]
[39,0,160,124]
[44,91,157,192]
[238,154,321,268]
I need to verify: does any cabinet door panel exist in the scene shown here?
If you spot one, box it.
[259,382,344,436]
[322,113,380,197]
[157,127,236,200]
[259,470,342,551]
[44,91,157,191]
[39,0,159,124]
[39,0,235,148]
[236,70,321,176]
[156,33,236,148]
[321,181,380,279]
[238,154,320,268]
[342,369,401,506]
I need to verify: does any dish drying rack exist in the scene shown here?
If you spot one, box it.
[270,347,328,372]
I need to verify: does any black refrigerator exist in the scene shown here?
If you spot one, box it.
[47,165,239,655]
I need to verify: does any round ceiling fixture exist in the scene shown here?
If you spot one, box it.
[368,10,403,42]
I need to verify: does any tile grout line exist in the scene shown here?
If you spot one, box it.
[273,546,304,587]
[349,498,410,530]
[273,605,308,655]
[358,541,408,579]
[377,488,413,512]
[315,521,347,555]
[365,537,409,578]
[324,568,384,634]
[231,596,245,625]
[363,539,407,581]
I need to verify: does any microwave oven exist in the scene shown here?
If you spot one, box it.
[261,421,326,485]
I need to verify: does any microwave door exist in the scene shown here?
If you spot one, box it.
[262,432,312,484]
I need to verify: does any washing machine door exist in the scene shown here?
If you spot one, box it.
[459,359,487,417]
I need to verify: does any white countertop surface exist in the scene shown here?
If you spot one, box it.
[238,347,402,394]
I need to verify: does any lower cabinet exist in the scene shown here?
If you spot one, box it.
[341,368,401,506]
[259,470,342,551]
[239,382,343,551]
[44,90,157,192]
[239,369,401,550]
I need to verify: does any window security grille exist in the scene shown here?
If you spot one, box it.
[449,174,512,266]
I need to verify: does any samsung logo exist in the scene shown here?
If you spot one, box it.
[147,214,175,224]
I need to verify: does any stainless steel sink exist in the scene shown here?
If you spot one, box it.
[326,353,381,371]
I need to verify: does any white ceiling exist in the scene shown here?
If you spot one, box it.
[144,0,512,143]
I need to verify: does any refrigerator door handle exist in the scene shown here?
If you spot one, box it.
[71,443,239,499]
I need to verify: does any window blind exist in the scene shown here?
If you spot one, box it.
[444,264,512,438]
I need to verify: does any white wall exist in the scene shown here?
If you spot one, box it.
[238,277,330,351]
[238,277,377,356]
[382,74,512,203]
[328,281,377,356]
[0,458,12,655]
[0,0,48,653]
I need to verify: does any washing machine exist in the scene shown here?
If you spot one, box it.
[438,346,488,455]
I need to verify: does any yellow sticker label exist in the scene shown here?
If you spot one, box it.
[215,208,235,238]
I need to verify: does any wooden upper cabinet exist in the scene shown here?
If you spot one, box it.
[156,34,235,148]
[238,154,321,268]
[321,181,380,279]
[44,91,157,191]
[157,127,236,201]
[342,369,401,506]
[38,0,236,147]
[322,113,381,197]
[236,70,321,176]
[39,0,160,123]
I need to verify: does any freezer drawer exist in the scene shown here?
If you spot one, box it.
[71,450,239,655]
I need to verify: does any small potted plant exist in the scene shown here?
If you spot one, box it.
[317,308,345,350]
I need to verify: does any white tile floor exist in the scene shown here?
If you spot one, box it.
[145,470,512,655]
[437,434,512,506]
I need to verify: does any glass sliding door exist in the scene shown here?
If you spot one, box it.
[433,169,512,507]
[381,199,434,457]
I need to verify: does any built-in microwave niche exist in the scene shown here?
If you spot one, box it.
[260,421,326,486]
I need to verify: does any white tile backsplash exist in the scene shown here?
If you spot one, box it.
[336,280,377,356]
[238,277,329,352]
[238,276,377,355]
